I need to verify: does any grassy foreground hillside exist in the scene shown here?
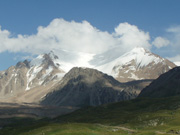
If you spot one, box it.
[0,96,180,135]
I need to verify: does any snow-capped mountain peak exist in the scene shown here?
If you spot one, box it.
[48,51,59,60]
[112,47,176,82]
[30,51,60,68]
[118,46,163,68]
[96,47,176,82]
[26,51,65,90]
[130,46,147,53]
[30,54,44,67]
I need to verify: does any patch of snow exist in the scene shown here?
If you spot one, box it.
[128,73,144,80]
[45,66,53,75]
[129,66,136,71]
[38,66,54,85]
[40,94,47,99]
[129,73,139,80]
[53,60,74,72]
[124,70,129,73]
[30,54,44,67]
[12,73,18,77]
[26,66,43,90]
[174,61,180,66]
[15,78,17,84]
[55,73,66,80]
[52,49,95,72]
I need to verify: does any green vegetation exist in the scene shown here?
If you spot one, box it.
[0,96,180,135]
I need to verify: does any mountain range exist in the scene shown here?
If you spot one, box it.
[0,47,177,106]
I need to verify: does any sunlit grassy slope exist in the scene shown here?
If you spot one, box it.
[0,96,180,135]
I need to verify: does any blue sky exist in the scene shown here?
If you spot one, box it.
[0,0,180,70]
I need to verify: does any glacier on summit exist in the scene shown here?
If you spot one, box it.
[31,46,176,82]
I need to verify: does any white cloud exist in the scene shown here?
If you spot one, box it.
[152,37,170,48]
[167,25,180,33]
[167,54,180,66]
[167,54,180,62]
[0,18,151,56]
[174,62,180,66]
[166,25,180,50]
[161,25,180,66]
[114,22,151,50]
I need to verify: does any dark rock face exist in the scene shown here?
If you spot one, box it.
[41,67,138,107]
[138,67,180,98]
[42,53,57,69]
[16,60,30,68]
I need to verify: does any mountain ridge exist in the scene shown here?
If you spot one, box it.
[139,66,180,98]
[0,47,177,103]
[41,67,139,107]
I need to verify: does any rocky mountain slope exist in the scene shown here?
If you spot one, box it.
[138,66,180,98]
[0,60,29,99]
[41,67,141,107]
[0,51,65,102]
[95,47,176,82]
